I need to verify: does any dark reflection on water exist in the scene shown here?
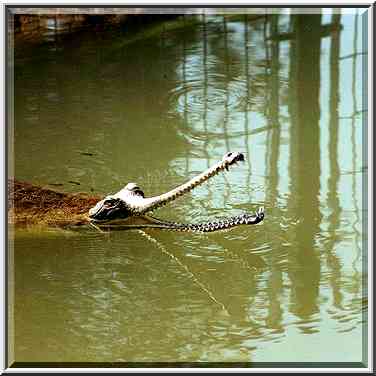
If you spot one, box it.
[12,11,366,363]
[287,14,323,322]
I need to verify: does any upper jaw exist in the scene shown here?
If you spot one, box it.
[222,152,245,170]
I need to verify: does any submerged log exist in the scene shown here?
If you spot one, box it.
[8,179,101,228]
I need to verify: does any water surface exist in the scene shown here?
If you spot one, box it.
[11,11,367,365]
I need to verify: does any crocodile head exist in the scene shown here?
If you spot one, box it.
[88,182,144,223]
[87,152,264,232]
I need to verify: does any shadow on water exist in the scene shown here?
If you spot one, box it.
[12,12,366,363]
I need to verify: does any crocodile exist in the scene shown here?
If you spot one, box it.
[88,152,264,232]
[9,152,264,232]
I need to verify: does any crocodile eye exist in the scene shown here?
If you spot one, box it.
[134,189,145,198]
[104,198,117,206]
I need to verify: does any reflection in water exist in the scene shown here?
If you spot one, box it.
[266,14,281,208]
[265,13,284,333]
[223,16,231,153]
[243,15,253,193]
[287,14,322,321]
[202,14,209,166]
[327,13,343,310]
[350,12,362,280]
[138,229,228,313]
[13,11,366,363]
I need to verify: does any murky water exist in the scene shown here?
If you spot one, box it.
[10,11,367,365]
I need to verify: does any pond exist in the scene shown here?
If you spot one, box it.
[10,11,367,365]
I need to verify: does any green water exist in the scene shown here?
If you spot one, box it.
[10,12,367,365]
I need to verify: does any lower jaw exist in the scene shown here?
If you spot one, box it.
[89,216,155,226]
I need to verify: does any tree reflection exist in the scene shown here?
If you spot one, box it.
[326,12,343,309]
[265,13,284,331]
[287,14,322,320]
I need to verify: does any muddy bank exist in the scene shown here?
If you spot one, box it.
[11,11,178,44]
[8,179,101,227]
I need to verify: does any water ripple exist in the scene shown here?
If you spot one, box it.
[168,78,250,123]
